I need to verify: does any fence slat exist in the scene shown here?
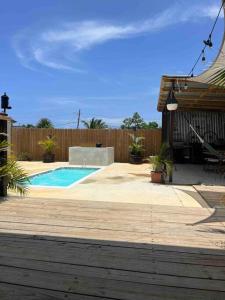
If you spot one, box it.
[11,128,161,162]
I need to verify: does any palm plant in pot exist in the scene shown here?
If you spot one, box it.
[0,136,29,196]
[129,134,145,164]
[38,135,57,163]
[149,144,173,184]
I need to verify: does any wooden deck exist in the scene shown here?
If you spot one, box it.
[0,197,225,299]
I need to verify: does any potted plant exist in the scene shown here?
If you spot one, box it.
[149,144,173,184]
[38,135,57,163]
[0,137,29,196]
[129,134,145,164]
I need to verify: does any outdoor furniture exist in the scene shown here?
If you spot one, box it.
[204,153,225,174]
[204,157,221,172]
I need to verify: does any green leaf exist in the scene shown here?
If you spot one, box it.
[0,160,30,196]
[82,118,108,129]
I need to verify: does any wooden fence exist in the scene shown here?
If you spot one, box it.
[11,128,162,162]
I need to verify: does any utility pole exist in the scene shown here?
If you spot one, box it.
[76,109,81,129]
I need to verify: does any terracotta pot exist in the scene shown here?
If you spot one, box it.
[129,154,143,164]
[43,153,55,163]
[151,171,164,184]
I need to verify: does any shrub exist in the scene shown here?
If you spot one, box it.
[17,152,32,161]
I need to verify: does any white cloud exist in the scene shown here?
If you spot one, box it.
[202,5,223,19]
[12,3,222,71]
[33,48,75,71]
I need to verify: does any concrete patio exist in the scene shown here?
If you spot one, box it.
[173,164,225,186]
[12,162,206,208]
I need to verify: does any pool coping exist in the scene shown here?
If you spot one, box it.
[28,165,105,189]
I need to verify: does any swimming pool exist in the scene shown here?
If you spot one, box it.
[29,167,100,188]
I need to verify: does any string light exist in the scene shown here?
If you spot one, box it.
[187,0,225,77]
[170,1,224,94]
[201,49,206,63]
[203,34,213,48]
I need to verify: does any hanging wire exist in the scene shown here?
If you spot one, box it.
[187,0,225,77]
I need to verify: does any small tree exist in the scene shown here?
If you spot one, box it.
[37,118,54,128]
[21,124,35,128]
[143,121,159,129]
[121,112,145,129]
[82,118,108,129]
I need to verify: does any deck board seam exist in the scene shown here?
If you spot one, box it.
[0,281,119,300]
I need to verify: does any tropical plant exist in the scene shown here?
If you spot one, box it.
[38,135,57,154]
[148,143,173,177]
[0,134,29,195]
[0,160,29,195]
[82,118,108,129]
[129,134,145,156]
[36,118,54,128]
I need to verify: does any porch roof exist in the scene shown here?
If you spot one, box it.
[157,75,225,112]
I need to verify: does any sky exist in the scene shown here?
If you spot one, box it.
[0,0,224,128]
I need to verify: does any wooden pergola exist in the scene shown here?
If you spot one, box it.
[158,75,225,112]
[157,75,225,145]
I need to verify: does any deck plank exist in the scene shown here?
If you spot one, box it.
[0,197,225,299]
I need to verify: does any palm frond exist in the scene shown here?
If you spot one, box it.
[82,118,108,129]
[38,136,57,153]
[0,132,9,151]
[129,134,145,155]
[148,143,173,177]
[0,160,30,196]
[0,141,9,152]
[82,120,90,128]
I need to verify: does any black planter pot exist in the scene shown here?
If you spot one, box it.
[0,176,8,197]
[129,154,143,164]
[43,153,55,163]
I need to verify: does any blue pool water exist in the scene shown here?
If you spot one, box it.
[29,167,99,187]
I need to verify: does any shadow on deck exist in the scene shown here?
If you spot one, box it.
[0,232,225,299]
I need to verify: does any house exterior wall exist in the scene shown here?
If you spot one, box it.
[173,111,225,144]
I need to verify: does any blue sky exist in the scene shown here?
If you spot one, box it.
[0,0,224,127]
